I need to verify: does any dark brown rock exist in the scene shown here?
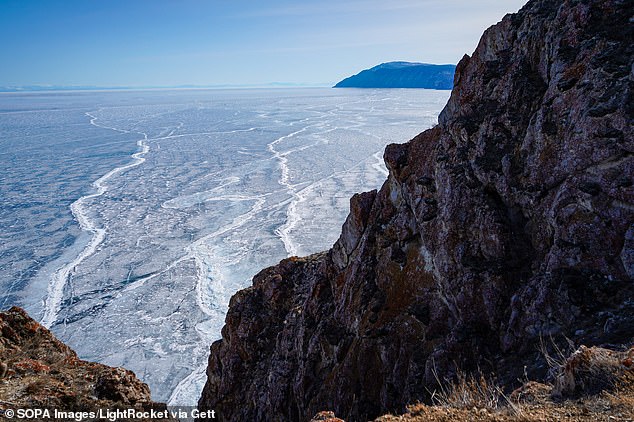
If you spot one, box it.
[199,0,634,421]
[0,307,173,420]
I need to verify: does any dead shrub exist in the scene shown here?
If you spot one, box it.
[428,366,524,416]
[551,345,634,398]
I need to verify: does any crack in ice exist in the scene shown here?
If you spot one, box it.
[41,112,150,328]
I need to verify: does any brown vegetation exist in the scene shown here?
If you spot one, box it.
[374,346,634,422]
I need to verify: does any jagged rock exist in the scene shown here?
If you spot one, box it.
[0,307,173,420]
[199,0,634,420]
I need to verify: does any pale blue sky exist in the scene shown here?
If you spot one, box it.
[0,0,527,87]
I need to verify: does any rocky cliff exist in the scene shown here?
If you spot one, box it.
[199,0,634,420]
[0,307,173,420]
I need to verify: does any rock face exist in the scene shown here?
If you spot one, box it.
[334,62,456,89]
[0,307,171,419]
[199,0,634,421]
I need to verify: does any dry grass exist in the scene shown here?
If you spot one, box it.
[375,345,634,422]
[539,335,576,373]
[426,366,527,420]
[551,345,634,398]
[430,372,504,410]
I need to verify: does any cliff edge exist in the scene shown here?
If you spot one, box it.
[0,307,173,420]
[199,0,633,420]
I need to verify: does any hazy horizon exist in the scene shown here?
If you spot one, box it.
[2,0,527,88]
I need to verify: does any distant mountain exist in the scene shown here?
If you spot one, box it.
[334,61,456,89]
[0,82,331,93]
[0,85,129,92]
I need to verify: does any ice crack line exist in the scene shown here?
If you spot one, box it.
[267,126,317,257]
[267,121,341,257]
[166,195,266,406]
[372,150,389,177]
[41,111,150,328]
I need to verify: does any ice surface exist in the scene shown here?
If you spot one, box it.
[0,88,450,404]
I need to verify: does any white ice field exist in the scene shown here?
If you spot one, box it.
[0,88,449,404]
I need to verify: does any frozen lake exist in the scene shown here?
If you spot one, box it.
[0,87,449,404]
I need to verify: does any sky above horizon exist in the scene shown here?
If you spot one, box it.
[1,0,527,87]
